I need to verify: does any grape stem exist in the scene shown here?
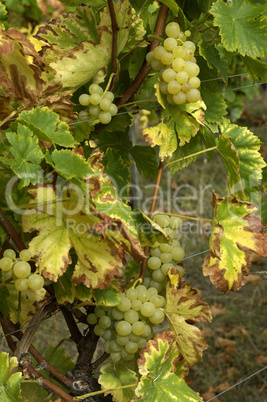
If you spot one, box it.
[164,145,218,169]
[147,34,164,42]
[75,383,138,400]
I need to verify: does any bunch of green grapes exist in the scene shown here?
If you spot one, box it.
[78,83,118,125]
[0,249,44,291]
[87,284,165,363]
[143,214,185,292]
[146,22,201,105]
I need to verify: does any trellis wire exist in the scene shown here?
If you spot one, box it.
[206,366,267,401]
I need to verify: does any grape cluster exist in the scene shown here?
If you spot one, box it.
[87,284,165,363]
[0,249,44,291]
[143,214,185,293]
[146,22,201,105]
[78,83,118,125]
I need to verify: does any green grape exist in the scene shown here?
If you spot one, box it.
[160,253,172,264]
[151,241,160,248]
[89,105,101,116]
[104,91,114,102]
[104,340,111,353]
[110,352,121,362]
[0,257,13,272]
[169,216,183,229]
[141,324,152,338]
[3,249,16,260]
[146,51,155,64]
[121,348,134,361]
[153,46,167,61]
[164,227,174,238]
[164,37,177,51]
[140,302,156,317]
[173,91,187,105]
[149,309,165,325]
[125,341,138,354]
[184,61,200,78]
[191,56,197,63]
[152,269,165,283]
[162,68,176,83]
[110,340,122,352]
[27,274,44,290]
[167,80,181,95]
[137,289,150,303]
[95,307,106,318]
[132,321,145,336]
[151,59,164,71]
[161,52,174,65]
[185,30,191,37]
[183,49,194,61]
[159,243,173,253]
[111,307,124,320]
[116,321,132,337]
[181,82,191,93]
[176,71,189,84]
[117,296,131,312]
[116,335,129,346]
[100,98,112,111]
[78,110,89,121]
[159,81,168,95]
[189,77,201,89]
[172,46,184,58]
[172,58,185,72]
[183,40,196,52]
[79,94,90,106]
[150,295,165,308]
[161,263,174,275]
[147,287,158,298]
[15,278,28,292]
[167,94,175,104]
[94,325,105,336]
[153,214,169,228]
[131,299,142,311]
[109,103,118,116]
[171,246,185,261]
[126,288,138,301]
[92,69,105,84]
[147,256,161,271]
[172,239,181,247]
[149,280,164,292]
[186,89,201,103]
[129,333,140,343]
[138,338,147,349]
[178,33,187,43]
[19,249,32,262]
[103,329,113,341]
[150,247,161,258]
[89,83,103,95]
[13,261,31,279]
[89,93,101,105]
[99,111,112,124]
[165,22,180,38]
[99,315,112,329]
[143,278,150,288]
[124,309,139,324]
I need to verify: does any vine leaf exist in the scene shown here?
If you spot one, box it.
[17,107,78,148]
[203,191,267,294]
[165,270,212,367]
[47,149,94,180]
[242,56,267,82]
[93,286,121,306]
[7,286,46,324]
[0,352,24,402]
[36,1,131,91]
[99,362,138,402]
[210,0,267,59]
[201,90,227,123]
[198,40,228,83]
[143,120,177,160]
[1,124,44,188]
[135,332,203,401]
[219,118,266,202]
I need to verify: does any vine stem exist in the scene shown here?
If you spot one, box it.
[139,161,164,281]
[117,3,168,107]
[0,207,26,251]
[164,146,218,168]
[75,383,138,400]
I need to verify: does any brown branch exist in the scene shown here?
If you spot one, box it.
[117,3,168,107]
[0,207,25,251]
[108,0,119,89]
[62,307,83,344]
[139,160,164,281]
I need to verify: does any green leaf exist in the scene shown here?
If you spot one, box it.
[0,3,7,21]
[93,286,121,306]
[166,134,203,176]
[48,149,94,180]
[210,0,267,58]
[101,148,132,196]
[201,90,227,123]
[143,120,177,160]
[4,124,43,187]
[130,146,158,178]
[160,0,179,16]
[203,192,267,293]
[53,266,76,304]
[198,40,228,82]
[37,2,131,91]
[17,107,78,148]
[136,332,203,401]
[165,270,212,367]
[0,352,24,402]
[99,362,138,402]
[124,259,141,281]
[241,56,267,83]
[219,118,266,202]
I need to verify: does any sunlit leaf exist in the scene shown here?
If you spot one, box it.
[0,352,24,402]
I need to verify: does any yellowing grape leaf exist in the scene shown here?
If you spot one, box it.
[143,120,177,160]
[135,332,203,401]
[203,191,267,293]
[165,269,212,367]
[36,1,131,91]
[0,352,24,402]
[99,362,138,402]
